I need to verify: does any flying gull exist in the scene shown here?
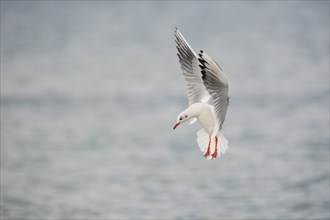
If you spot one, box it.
[173,28,230,159]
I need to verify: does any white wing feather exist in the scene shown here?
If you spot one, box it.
[175,28,210,106]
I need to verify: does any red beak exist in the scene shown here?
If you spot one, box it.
[173,122,180,130]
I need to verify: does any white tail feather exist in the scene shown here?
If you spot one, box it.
[196,129,229,159]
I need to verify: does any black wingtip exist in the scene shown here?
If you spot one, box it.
[198,50,204,58]
[198,58,208,66]
[201,70,206,80]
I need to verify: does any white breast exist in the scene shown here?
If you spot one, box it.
[196,104,216,135]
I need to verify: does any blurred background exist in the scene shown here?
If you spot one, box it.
[1,1,329,219]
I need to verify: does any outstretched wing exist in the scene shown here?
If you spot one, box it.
[174,28,210,106]
[198,50,229,128]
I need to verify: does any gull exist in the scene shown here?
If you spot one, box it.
[173,28,230,159]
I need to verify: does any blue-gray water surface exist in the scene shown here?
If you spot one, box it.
[1,1,329,219]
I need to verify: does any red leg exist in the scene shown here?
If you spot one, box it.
[211,136,218,159]
[204,135,211,158]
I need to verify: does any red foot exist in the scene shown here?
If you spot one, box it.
[204,135,211,158]
[204,147,211,158]
[211,150,218,159]
[211,136,219,159]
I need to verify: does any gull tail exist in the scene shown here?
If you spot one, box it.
[196,129,229,159]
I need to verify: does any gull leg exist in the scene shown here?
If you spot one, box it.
[211,136,218,159]
[204,135,211,158]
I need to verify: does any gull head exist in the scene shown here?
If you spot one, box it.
[173,111,190,130]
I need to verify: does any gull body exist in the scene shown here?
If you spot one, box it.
[173,28,229,159]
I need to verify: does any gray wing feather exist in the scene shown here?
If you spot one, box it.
[174,28,210,106]
[198,51,229,128]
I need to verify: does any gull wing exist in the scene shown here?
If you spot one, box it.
[198,51,229,128]
[174,28,210,106]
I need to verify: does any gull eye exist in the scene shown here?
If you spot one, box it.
[179,116,182,120]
